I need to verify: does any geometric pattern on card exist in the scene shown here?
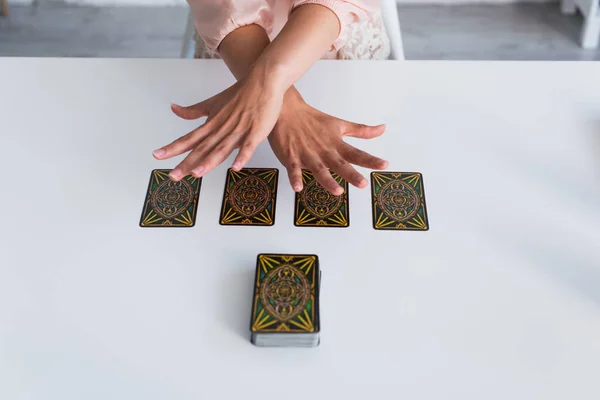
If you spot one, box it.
[251,254,320,333]
[220,168,278,226]
[371,171,429,231]
[294,170,349,228]
[139,169,201,228]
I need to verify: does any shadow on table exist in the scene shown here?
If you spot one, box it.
[476,123,600,306]
[214,260,256,342]
[491,180,599,304]
[506,147,599,218]
[500,237,600,306]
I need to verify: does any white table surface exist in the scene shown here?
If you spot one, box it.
[1,58,600,399]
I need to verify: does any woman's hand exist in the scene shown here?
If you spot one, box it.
[153,71,285,181]
[269,93,389,195]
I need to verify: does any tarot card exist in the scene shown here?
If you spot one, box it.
[220,168,279,226]
[294,170,349,228]
[139,169,201,227]
[371,172,429,231]
[250,254,320,334]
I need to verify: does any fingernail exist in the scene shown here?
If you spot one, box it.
[294,184,303,192]
[334,187,344,195]
[232,162,242,171]
[169,168,183,180]
[192,166,205,176]
[153,149,166,158]
[358,178,367,187]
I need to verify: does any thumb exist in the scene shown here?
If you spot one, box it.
[343,123,386,139]
[171,101,209,120]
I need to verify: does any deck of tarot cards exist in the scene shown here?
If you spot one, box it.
[250,254,320,347]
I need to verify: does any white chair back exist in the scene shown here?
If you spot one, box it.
[381,0,405,60]
[181,11,196,59]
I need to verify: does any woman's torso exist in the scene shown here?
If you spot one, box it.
[194,0,390,60]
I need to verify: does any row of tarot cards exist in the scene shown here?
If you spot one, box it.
[251,253,321,347]
[140,168,429,230]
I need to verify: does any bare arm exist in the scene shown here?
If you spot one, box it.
[248,4,340,91]
[217,23,306,107]
[157,5,387,193]
[218,24,270,81]
[218,17,387,193]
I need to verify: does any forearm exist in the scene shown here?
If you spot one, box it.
[251,4,340,91]
[218,24,270,81]
[219,24,303,102]
[217,3,339,102]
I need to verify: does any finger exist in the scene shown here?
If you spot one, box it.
[343,123,386,139]
[168,138,221,181]
[153,121,213,160]
[232,136,260,171]
[171,102,209,120]
[308,163,344,196]
[328,158,367,189]
[172,116,238,178]
[341,143,389,170]
[286,160,304,192]
[196,137,238,176]
[168,146,207,181]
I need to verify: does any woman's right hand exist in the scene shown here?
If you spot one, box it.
[269,92,389,195]
[153,70,285,180]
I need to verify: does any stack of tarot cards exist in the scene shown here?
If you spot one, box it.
[250,254,321,347]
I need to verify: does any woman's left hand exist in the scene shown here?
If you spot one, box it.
[153,72,285,181]
[269,92,388,195]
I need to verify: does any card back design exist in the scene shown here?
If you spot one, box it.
[139,169,201,227]
[220,168,278,226]
[371,172,429,231]
[251,254,320,333]
[294,170,349,227]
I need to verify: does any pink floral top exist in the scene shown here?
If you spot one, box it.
[188,0,389,60]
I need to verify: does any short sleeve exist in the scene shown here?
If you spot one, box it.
[188,0,274,52]
[291,0,377,50]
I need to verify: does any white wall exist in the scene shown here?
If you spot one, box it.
[10,0,557,6]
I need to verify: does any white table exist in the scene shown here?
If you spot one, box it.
[1,59,600,398]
